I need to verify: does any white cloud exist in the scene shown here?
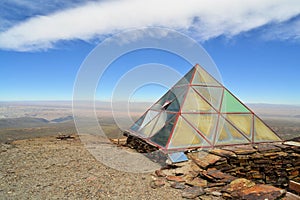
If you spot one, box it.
[0,0,300,51]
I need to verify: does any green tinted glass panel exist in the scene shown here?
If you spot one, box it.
[221,90,250,113]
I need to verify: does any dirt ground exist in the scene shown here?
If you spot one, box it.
[0,135,182,200]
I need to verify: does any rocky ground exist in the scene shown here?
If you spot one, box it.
[1,135,299,199]
[0,135,182,199]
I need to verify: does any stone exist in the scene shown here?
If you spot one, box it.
[284,141,300,147]
[182,186,205,199]
[211,191,222,196]
[223,145,257,155]
[238,184,286,200]
[255,143,281,153]
[188,151,225,169]
[185,177,207,187]
[206,168,236,183]
[284,192,300,200]
[161,168,176,176]
[166,175,185,183]
[199,195,223,200]
[289,180,300,193]
[155,169,166,177]
[207,182,226,188]
[209,148,237,158]
[170,182,186,190]
[223,178,255,193]
[150,179,165,189]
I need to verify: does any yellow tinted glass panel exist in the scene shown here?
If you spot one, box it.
[181,88,215,113]
[191,66,221,86]
[182,114,217,143]
[193,86,223,111]
[226,114,253,139]
[215,117,249,146]
[254,116,281,142]
[168,116,209,149]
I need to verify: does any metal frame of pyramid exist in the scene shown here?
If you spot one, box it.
[127,64,282,152]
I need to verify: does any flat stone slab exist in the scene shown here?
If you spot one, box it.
[238,184,286,200]
[254,143,281,153]
[182,186,205,199]
[188,151,226,169]
[208,149,237,158]
[222,145,257,155]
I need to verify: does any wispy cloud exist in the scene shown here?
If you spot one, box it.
[0,0,300,51]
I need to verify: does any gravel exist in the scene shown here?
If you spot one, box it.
[0,136,182,199]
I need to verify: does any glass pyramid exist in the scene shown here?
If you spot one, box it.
[128,64,282,152]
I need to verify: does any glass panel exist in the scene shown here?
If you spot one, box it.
[139,113,161,137]
[150,91,172,111]
[168,116,209,149]
[166,87,187,112]
[150,111,168,137]
[226,114,253,139]
[150,114,177,147]
[174,67,195,86]
[193,86,223,111]
[140,110,160,129]
[215,116,249,146]
[129,113,146,131]
[181,88,216,113]
[221,90,250,113]
[254,116,281,142]
[191,66,221,86]
[182,113,218,143]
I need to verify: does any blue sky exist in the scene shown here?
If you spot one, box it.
[0,0,300,105]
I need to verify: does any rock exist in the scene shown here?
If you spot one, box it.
[199,195,223,200]
[161,168,176,176]
[166,175,185,183]
[223,145,257,155]
[150,179,165,189]
[289,180,300,193]
[208,182,227,188]
[185,177,207,187]
[211,191,222,196]
[223,178,255,193]
[284,192,300,200]
[188,151,226,169]
[254,143,281,153]
[155,169,166,177]
[175,161,194,175]
[182,186,205,199]
[209,149,237,158]
[170,182,186,190]
[238,184,286,200]
[206,168,236,183]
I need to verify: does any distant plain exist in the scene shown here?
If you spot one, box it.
[0,101,299,143]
